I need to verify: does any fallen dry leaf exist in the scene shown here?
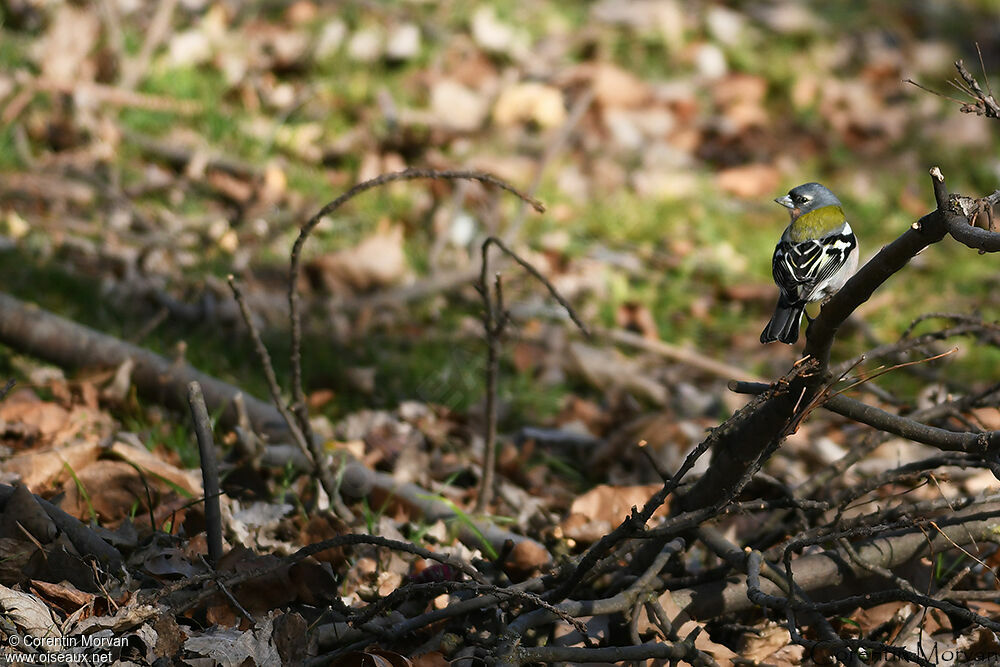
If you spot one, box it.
[567,483,669,528]
[0,393,70,438]
[716,163,781,198]
[493,82,567,128]
[739,621,794,662]
[29,579,96,616]
[3,440,103,492]
[615,301,660,340]
[568,62,651,109]
[503,540,550,581]
[61,460,156,523]
[33,4,100,84]
[305,223,409,295]
[109,440,202,497]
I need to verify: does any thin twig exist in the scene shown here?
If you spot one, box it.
[227,275,313,465]
[480,236,589,336]
[120,0,179,90]
[187,381,224,566]
[474,265,505,513]
[0,379,14,402]
[227,275,354,521]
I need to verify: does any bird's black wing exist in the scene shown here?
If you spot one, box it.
[772,232,856,303]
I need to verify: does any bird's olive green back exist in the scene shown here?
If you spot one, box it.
[789,205,846,242]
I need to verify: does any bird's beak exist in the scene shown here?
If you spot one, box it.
[775,194,794,209]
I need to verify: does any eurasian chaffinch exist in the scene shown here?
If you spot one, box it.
[761,182,859,344]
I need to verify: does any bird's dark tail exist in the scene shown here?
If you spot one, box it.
[760,298,805,344]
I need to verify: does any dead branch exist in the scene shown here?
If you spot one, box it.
[732,380,1000,459]
[225,278,313,464]
[161,531,492,616]
[953,58,1000,118]
[0,291,283,436]
[666,501,1000,623]
[600,326,764,382]
[504,641,705,666]
[119,0,179,90]
[502,88,595,243]
[124,130,262,180]
[0,483,123,570]
[1,78,201,125]
[368,470,551,560]
[907,56,1000,119]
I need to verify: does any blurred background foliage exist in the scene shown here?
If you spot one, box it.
[1,0,999,426]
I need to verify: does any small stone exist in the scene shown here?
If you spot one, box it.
[694,43,727,79]
[347,27,382,63]
[386,23,420,61]
[431,79,488,131]
[705,5,746,45]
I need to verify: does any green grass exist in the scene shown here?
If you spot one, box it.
[0,125,23,171]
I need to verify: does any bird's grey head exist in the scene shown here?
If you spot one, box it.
[775,182,841,218]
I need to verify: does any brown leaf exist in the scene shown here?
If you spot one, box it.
[305,223,409,295]
[0,537,38,586]
[739,621,793,662]
[215,547,296,615]
[297,512,349,565]
[33,5,100,84]
[851,601,909,635]
[567,63,651,109]
[61,460,152,522]
[430,79,488,132]
[289,560,340,605]
[511,341,546,373]
[970,407,1000,431]
[109,440,202,497]
[503,540,550,581]
[0,397,71,439]
[411,653,449,667]
[206,170,254,203]
[716,163,781,198]
[3,441,103,492]
[29,580,96,616]
[680,619,738,663]
[493,82,567,128]
[568,484,669,526]
[615,302,659,340]
[558,513,611,545]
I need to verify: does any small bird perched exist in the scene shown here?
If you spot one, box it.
[760,182,859,345]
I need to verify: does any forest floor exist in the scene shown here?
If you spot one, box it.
[2,1,1000,665]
